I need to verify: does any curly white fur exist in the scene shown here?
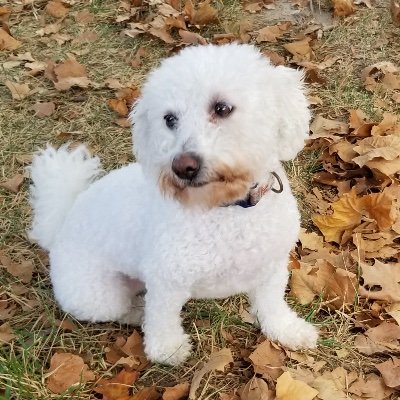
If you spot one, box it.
[29,43,318,365]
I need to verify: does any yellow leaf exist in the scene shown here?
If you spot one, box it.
[276,371,318,400]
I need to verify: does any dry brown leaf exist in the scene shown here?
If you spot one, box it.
[311,367,357,400]
[0,173,24,193]
[359,260,400,302]
[353,135,400,166]
[0,27,21,50]
[361,62,400,92]
[1,256,34,283]
[46,352,95,393]
[313,189,395,243]
[283,37,313,62]
[148,27,175,44]
[179,29,207,44]
[107,98,129,117]
[75,10,95,24]
[248,340,286,380]
[349,373,394,399]
[392,0,400,26]
[354,322,400,355]
[72,30,98,44]
[4,81,31,100]
[256,22,290,43]
[299,229,324,251]
[163,382,190,400]
[25,61,48,76]
[240,377,274,400]
[118,330,149,370]
[375,357,400,389]
[115,117,131,128]
[276,371,318,400]
[190,0,218,25]
[386,302,400,325]
[31,102,56,117]
[56,318,78,331]
[45,1,69,18]
[94,369,139,399]
[189,348,233,399]
[0,322,15,345]
[36,23,62,36]
[290,260,356,308]
[309,116,349,141]
[129,47,147,68]
[132,387,161,400]
[333,0,356,16]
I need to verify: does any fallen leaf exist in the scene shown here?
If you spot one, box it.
[276,371,318,400]
[1,255,34,284]
[56,318,78,331]
[115,118,131,128]
[354,322,400,354]
[25,61,48,76]
[132,387,161,400]
[353,135,400,166]
[46,352,95,393]
[75,10,95,24]
[72,30,98,44]
[36,23,62,36]
[256,23,290,43]
[309,116,349,141]
[391,0,400,26]
[313,189,395,243]
[189,348,233,399]
[0,322,15,345]
[189,0,218,25]
[349,373,394,399]
[4,81,31,100]
[45,1,69,18]
[31,102,56,117]
[290,260,356,308]
[0,174,24,193]
[283,37,313,62]
[375,357,400,389]
[129,47,147,68]
[163,382,190,400]
[333,0,356,16]
[386,303,400,325]
[94,369,139,399]
[359,260,400,302]
[0,27,21,50]
[249,340,286,380]
[148,27,175,44]
[179,29,207,44]
[240,377,274,400]
[107,98,129,116]
[361,62,400,92]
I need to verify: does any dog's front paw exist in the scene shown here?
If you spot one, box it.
[145,333,192,365]
[264,317,318,350]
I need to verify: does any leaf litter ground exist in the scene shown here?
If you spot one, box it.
[1,0,400,399]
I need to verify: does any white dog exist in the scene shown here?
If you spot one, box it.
[29,43,318,365]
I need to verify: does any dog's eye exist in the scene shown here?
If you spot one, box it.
[214,102,234,118]
[164,113,178,129]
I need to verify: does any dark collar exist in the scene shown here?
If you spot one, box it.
[231,172,283,208]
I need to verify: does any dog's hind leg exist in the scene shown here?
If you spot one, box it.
[248,263,318,350]
[50,256,142,325]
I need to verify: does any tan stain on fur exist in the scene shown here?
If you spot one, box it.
[159,164,252,208]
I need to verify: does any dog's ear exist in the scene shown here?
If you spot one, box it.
[129,98,149,163]
[273,66,311,161]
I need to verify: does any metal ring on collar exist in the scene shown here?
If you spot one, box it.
[271,172,283,193]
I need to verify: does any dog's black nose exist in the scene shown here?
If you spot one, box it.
[172,152,201,180]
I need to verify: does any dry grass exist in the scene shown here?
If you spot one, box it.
[1,0,400,398]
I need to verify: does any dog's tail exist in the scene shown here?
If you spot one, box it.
[28,144,102,250]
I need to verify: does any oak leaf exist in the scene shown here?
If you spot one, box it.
[359,260,400,302]
[249,340,286,380]
[189,348,233,399]
[46,352,95,393]
[0,27,21,50]
[0,173,24,193]
[276,371,318,400]
[333,0,356,16]
[94,369,139,399]
[45,1,69,18]
[163,382,189,400]
[375,357,400,388]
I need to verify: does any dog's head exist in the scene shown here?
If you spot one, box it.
[130,43,310,208]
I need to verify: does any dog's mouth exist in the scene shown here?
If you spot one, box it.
[159,165,253,208]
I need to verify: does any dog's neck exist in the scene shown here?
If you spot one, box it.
[228,172,283,208]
